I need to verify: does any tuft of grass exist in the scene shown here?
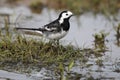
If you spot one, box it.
[93,32,108,52]
[0,35,80,65]
[115,24,120,46]
[29,0,44,14]
[0,27,86,71]
[96,59,103,67]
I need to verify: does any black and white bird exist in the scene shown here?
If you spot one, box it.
[16,10,73,41]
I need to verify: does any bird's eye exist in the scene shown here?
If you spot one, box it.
[66,13,68,16]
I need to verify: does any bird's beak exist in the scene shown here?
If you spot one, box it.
[67,11,73,17]
[70,13,73,17]
[70,14,73,18]
[71,14,74,17]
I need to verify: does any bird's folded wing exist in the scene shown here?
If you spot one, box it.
[43,21,61,32]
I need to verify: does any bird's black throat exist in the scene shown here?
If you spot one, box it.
[61,19,70,31]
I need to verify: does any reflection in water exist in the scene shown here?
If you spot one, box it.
[0,6,120,80]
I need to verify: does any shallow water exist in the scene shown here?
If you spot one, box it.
[0,6,120,80]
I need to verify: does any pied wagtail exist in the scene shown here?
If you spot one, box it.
[16,11,73,41]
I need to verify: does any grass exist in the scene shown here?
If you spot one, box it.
[115,24,120,46]
[49,0,120,15]
[0,34,81,65]
[0,25,88,71]
[0,28,93,79]
[28,0,120,15]
[93,32,108,52]
[4,0,120,15]
[6,0,19,4]
[0,23,105,79]
[29,0,44,13]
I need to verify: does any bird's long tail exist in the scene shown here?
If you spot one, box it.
[15,27,39,31]
[15,27,43,36]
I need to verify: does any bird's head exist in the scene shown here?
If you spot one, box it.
[58,11,73,24]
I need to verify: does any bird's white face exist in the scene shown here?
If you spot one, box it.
[61,11,73,19]
[59,11,73,24]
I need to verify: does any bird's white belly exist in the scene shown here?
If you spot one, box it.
[47,31,68,40]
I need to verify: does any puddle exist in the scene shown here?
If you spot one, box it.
[0,6,120,80]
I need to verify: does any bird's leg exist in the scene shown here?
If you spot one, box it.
[49,39,54,45]
[48,39,60,47]
[50,39,59,47]
[56,39,59,45]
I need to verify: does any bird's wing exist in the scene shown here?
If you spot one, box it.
[42,20,61,32]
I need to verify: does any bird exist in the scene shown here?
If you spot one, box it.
[15,10,73,42]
